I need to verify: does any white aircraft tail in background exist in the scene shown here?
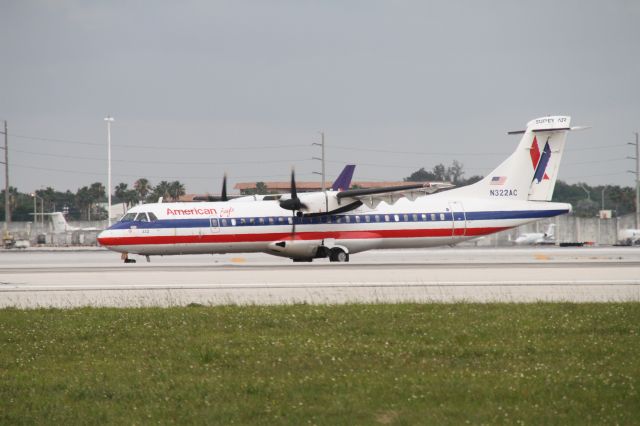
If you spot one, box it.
[42,212,101,233]
[514,223,556,245]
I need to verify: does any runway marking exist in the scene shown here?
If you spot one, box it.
[2,261,640,274]
[2,280,640,292]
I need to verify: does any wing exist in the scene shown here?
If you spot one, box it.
[335,182,454,209]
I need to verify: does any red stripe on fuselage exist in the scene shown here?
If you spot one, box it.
[98,227,509,247]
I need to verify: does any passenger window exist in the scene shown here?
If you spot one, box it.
[240,218,246,225]
[384,215,389,222]
[394,215,399,222]
[287,217,293,224]
[136,213,149,222]
[403,214,408,222]
[421,214,426,221]
[412,214,418,221]
[374,215,380,222]
[440,213,445,221]
[210,218,219,227]
[355,216,361,223]
[221,218,228,226]
[365,216,371,223]
[431,213,436,221]
[231,219,237,226]
[345,216,351,223]
[259,217,265,225]
[268,217,274,225]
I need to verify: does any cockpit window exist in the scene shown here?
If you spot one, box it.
[120,213,137,222]
[135,213,149,222]
[148,212,158,221]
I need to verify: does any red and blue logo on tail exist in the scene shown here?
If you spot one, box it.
[530,136,550,184]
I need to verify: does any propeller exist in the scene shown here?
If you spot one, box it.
[278,168,307,239]
[221,173,228,202]
[279,169,306,212]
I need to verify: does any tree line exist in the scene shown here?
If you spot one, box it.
[1,178,186,221]
[0,164,637,221]
[405,161,637,217]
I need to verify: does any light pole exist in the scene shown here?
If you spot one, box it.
[104,116,114,226]
[30,193,44,230]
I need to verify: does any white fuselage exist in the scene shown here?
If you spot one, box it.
[97,194,571,258]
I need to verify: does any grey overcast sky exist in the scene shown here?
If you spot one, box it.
[1,0,639,195]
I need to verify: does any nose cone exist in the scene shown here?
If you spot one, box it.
[97,230,109,247]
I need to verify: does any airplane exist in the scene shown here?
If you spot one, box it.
[513,223,556,245]
[617,229,640,246]
[98,115,581,263]
[41,212,102,233]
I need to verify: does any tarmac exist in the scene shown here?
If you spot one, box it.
[1,246,639,308]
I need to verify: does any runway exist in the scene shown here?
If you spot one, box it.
[1,247,639,308]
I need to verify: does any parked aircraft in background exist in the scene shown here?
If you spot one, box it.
[618,229,640,246]
[43,212,102,233]
[98,116,581,263]
[229,164,356,202]
[514,223,556,245]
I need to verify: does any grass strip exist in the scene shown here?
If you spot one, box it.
[1,303,639,424]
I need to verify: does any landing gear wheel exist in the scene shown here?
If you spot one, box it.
[329,248,349,262]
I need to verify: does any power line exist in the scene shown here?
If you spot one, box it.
[11,162,314,181]
[9,133,308,151]
[10,148,313,166]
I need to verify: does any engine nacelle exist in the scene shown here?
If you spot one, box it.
[297,191,344,214]
[267,240,321,259]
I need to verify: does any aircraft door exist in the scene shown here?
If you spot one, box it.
[209,217,220,233]
[449,201,466,238]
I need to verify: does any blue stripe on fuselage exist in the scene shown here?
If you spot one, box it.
[108,209,569,230]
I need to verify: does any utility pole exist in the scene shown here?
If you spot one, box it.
[629,132,640,229]
[104,116,114,227]
[312,132,326,192]
[1,120,9,227]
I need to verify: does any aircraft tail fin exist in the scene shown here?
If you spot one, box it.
[545,223,556,237]
[331,164,356,191]
[50,212,70,233]
[446,116,575,201]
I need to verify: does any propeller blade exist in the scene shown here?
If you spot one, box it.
[221,173,228,202]
[279,167,307,211]
[290,168,297,199]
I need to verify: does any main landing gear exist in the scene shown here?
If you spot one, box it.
[329,247,349,263]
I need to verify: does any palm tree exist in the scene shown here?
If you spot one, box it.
[114,183,128,203]
[168,181,186,201]
[151,181,171,202]
[134,178,152,202]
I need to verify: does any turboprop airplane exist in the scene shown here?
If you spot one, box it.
[98,116,581,263]
[514,223,556,245]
